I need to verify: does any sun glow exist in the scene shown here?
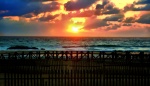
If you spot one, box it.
[72,27,79,33]
[67,25,84,33]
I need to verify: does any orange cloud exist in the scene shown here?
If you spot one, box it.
[3,16,20,21]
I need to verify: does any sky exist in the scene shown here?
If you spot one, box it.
[0,0,150,37]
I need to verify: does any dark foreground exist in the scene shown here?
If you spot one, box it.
[0,51,150,86]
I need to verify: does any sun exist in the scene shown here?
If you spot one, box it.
[67,24,84,33]
[72,27,79,33]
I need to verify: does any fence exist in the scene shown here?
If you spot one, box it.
[0,51,150,86]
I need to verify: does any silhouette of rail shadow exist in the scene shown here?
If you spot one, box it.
[0,51,150,86]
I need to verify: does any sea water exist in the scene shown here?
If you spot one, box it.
[0,36,150,51]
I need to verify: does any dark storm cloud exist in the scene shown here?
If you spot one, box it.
[95,4,104,9]
[123,0,150,12]
[0,0,60,17]
[39,14,59,21]
[104,14,124,21]
[33,2,60,15]
[104,3,113,10]
[64,0,97,11]
[95,1,120,15]
[136,13,150,24]
[136,0,150,4]
[95,0,109,9]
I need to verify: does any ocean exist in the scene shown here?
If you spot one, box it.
[0,36,150,51]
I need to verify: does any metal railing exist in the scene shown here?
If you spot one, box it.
[0,51,150,86]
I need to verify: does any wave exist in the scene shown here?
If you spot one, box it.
[62,45,150,48]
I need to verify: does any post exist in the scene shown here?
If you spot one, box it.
[126,51,131,63]
[140,52,144,63]
[91,51,93,60]
[87,51,90,60]
[4,73,7,86]
[112,52,115,62]
[76,51,78,61]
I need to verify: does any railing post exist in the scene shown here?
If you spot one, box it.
[61,51,64,60]
[52,51,55,59]
[140,52,144,63]
[112,52,114,62]
[87,51,90,60]
[4,72,7,86]
[126,51,131,63]
[76,51,78,61]
[8,53,11,59]
[65,51,68,61]
[38,51,41,59]
[46,51,50,59]
[22,51,24,59]
[80,51,83,60]
[0,53,5,59]
[14,52,17,59]
[71,51,73,60]
[83,69,86,86]
[56,51,59,60]
[29,52,32,59]
[91,51,93,60]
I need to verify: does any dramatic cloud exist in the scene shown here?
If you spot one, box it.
[132,4,150,11]
[84,17,109,29]
[76,10,95,17]
[103,8,120,14]
[123,4,134,12]
[95,0,109,10]
[0,0,150,37]
[64,0,97,11]
[39,14,59,21]
[137,13,150,24]
[136,0,150,4]
[0,1,60,17]
[22,13,35,18]
[33,2,60,15]
[95,1,120,15]
[104,14,124,21]
[123,17,135,23]
[106,24,121,30]
[67,10,95,17]
[83,16,122,31]
[22,0,55,2]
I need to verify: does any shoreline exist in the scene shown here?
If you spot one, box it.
[1,49,150,52]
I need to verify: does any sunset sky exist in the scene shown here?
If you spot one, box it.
[0,0,150,37]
